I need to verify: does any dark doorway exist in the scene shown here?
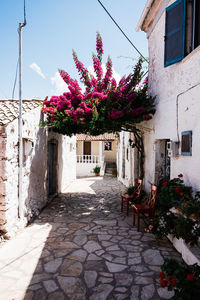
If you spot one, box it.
[48,141,57,196]
[84,141,91,155]
[155,139,171,185]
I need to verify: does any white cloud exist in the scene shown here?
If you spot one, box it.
[51,71,69,95]
[30,62,45,79]
[88,64,121,84]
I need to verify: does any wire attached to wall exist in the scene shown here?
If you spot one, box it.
[12,59,19,100]
[12,0,27,99]
[97,0,148,63]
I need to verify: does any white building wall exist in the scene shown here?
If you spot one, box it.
[58,135,76,193]
[4,108,48,236]
[3,107,76,237]
[117,131,135,187]
[144,0,200,190]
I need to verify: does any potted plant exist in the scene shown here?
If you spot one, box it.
[93,165,101,176]
[159,258,200,300]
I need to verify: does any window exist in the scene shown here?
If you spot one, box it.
[165,0,200,67]
[104,141,112,151]
[181,131,192,155]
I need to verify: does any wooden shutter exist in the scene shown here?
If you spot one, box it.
[181,131,192,156]
[164,0,186,67]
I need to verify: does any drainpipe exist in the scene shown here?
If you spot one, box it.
[129,132,133,185]
[18,21,26,219]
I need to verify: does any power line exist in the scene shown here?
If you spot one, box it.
[12,59,19,99]
[97,0,148,63]
[23,0,27,26]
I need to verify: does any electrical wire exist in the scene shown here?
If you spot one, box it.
[97,0,148,63]
[12,0,26,99]
[12,59,19,100]
[23,0,27,26]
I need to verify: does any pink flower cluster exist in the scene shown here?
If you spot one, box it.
[93,54,103,82]
[42,32,154,131]
[72,50,91,89]
[101,56,112,90]
[43,89,108,125]
[96,31,104,60]
[108,110,124,119]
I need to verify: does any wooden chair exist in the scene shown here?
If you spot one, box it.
[121,179,143,216]
[132,184,157,231]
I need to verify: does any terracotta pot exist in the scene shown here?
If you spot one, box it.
[94,173,99,176]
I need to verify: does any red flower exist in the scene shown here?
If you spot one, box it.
[186,273,194,281]
[180,192,184,196]
[159,272,165,279]
[163,181,167,187]
[190,189,194,193]
[175,187,181,193]
[178,174,183,178]
[171,277,177,286]
[160,279,167,288]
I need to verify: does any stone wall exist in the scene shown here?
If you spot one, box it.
[0,126,7,235]
[2,108,48,237]
[1,107,76,238]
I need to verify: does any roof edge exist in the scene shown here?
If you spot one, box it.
[136,0,155,32]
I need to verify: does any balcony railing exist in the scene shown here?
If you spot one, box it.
[77,155,104,164]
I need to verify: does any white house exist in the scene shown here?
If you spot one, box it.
[0,100,76,239]
[76,133,118,177]
[128,0,200,191]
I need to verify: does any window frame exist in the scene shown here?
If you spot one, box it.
[164,0,187,67]
[181,130,192,156]
[104,141,112,152]
[164,0,200,67]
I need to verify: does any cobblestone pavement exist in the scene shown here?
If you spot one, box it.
[0,177,181,300]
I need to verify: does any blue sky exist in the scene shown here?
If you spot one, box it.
[0,0,147,100]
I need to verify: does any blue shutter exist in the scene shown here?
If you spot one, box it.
[164,0,186,67]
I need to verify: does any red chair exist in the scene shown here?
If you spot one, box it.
[121,179,143,216]
[132,184,157,231]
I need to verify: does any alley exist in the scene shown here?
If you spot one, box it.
[0,177,180,300]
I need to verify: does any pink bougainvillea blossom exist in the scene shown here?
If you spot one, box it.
[41,32,155,137]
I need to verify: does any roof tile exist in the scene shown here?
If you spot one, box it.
[76,133,118,141]
[0,100,43,126]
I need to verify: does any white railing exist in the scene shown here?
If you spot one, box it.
[77,155,101,164]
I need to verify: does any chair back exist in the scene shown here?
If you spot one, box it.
[148,184,157,209]
[133,178,143,199]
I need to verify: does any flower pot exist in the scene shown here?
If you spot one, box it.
[94,173,99,176]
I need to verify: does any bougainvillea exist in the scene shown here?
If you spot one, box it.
[41,32,155,137]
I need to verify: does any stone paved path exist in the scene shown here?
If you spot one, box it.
[0,177,181,300]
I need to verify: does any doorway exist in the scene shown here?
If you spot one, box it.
[155,139,171,185]
[48,141,58,196]
[84,141,91,155]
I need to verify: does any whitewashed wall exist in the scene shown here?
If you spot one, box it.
[4,108,48,236]
[58,135,76,193]
[117,131,135,187]
[2,108,76,237]
[143,0,200,190]
[76,162,104,177]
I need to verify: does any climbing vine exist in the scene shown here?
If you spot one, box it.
[41,33,156,178]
